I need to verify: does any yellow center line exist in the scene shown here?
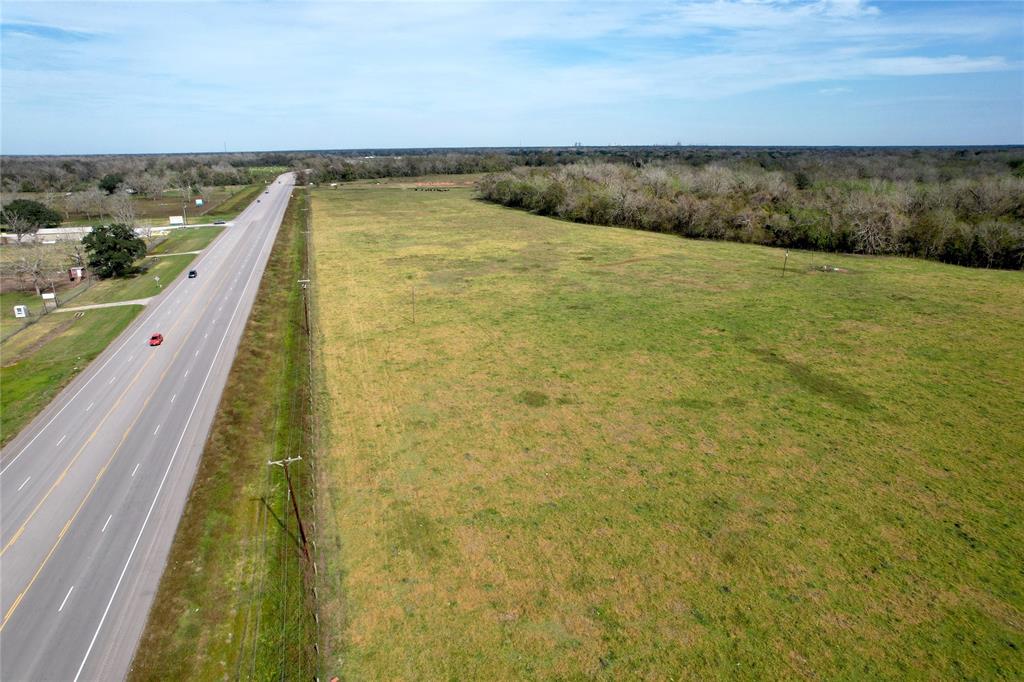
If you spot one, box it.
[0,253,239,630]
[0,353,158,558]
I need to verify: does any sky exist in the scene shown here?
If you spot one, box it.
[1,0,1022,154]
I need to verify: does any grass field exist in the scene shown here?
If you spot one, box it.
[130,189,315,680]
[148,226,223,255]
[63,254,194,306]
[198,184,264,224]
[0,305,141,444]
[310,182,1023,679]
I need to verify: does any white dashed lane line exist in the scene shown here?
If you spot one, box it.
[131,463,140,477]
[17,476,31,492]
[56,435,66,447]
[153,425,160,436]
[101,515,112,533]
[58,586,74,613]
[86,402,94,412]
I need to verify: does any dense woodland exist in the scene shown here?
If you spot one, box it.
[478,149,1024,270]
[3,147,1022,268]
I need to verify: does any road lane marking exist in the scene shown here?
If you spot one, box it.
[108,376,116,385]
[0,243,249,626]
[131,463,140,477]
[0,197,249,477]
[128,355,134,362]
[58,586,74,613]
[0,353,159,559]
[194,350,199,357]
[17,477,31,492]
[56,435,66,447]
[153,425,160,435]
[73,181,288,681]
[86,402,94,412]
[102,515,111,533]
[170,394,176,404]
[184,370,189,378]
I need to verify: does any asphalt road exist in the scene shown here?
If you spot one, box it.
[0,174,295,680]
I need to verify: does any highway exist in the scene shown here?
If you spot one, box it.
[0,174,295,680]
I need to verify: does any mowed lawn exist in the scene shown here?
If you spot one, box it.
[310,184,1023,679]
[148,225,223,255]
[0,305,141,444]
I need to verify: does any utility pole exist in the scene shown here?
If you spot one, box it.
[298,280,311,335]
[268,455,310,561]
[181,190,188,227]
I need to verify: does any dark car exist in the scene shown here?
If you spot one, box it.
[188,269,198,279]
[149,333,164,346]
[213,220,226,225]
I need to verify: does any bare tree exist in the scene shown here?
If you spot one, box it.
[12,242,61,297]
[106,190,138,227]
[1,209,38,244]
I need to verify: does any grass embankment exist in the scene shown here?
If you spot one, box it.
[311,181,1023,678]
[149,226,223,255]
[0,305,141,444]
[199,184,264,224]
[130,190,316,679]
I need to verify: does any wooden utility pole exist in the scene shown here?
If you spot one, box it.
[268,456,310,561]
[298,279,311,335]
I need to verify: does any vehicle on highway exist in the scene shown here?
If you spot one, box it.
[264,191,269,195]
[149,333,164,346]
[188,269,198,278]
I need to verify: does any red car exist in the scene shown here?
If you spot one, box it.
[149,333,164,346]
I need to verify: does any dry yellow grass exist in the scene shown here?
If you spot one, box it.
[311,181,1023,679]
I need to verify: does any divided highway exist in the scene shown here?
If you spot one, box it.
[0,174,295,680]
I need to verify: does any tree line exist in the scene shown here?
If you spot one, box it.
[0,151,296,193]
[478,158,1024,270]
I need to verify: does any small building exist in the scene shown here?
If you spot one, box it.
[69,266,85,282]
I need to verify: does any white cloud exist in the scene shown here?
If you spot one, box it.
[1,0,1021,152]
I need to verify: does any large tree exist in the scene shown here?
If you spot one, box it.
[1,198,62,243]
[82,223,146,278]
[98,172,125,195]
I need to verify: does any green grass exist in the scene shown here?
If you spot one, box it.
[148,226,223,255]
[130,189,316,680]
[248,166,290,183]
[0,305,141,444]
[66,255,194,306]
[199,185,265,224]
[310,182,1024,679]
[0,290,46,342]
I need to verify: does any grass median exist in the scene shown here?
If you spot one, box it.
[130,188,316,680]
[311,180,1023,679]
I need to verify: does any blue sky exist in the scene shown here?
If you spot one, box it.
[1,0,1022,154]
